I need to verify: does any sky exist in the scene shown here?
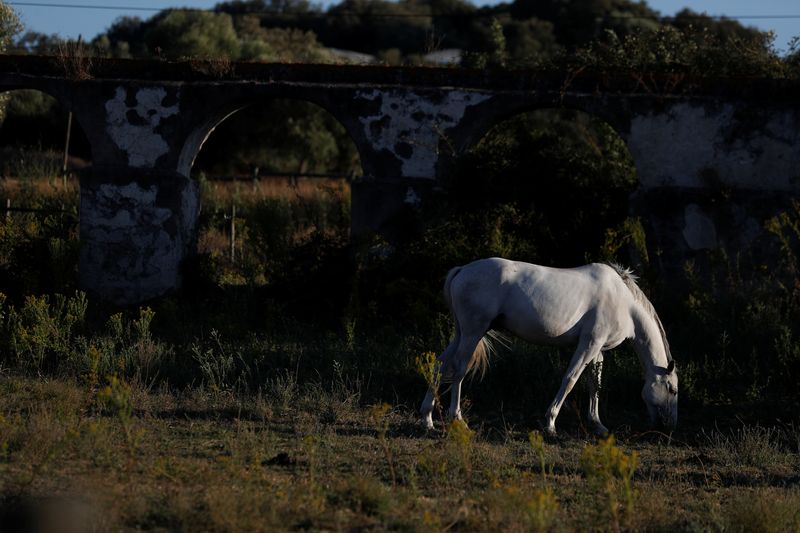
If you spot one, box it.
[6,0,800,53]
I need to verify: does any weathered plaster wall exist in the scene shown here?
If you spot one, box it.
[626,102,800,192]
[621,100,800,273]
[104,86,180,168]
[355,89,491,178]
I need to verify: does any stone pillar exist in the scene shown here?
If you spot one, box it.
[77,83,197,305]
[348,88,491,237]
[79,169,199,305]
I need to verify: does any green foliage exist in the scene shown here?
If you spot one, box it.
[528,430,549,479]
[96,373,144,472]
[449,109,636,266]
[323,0,432,55]
[600,217,649,266]
[526,487,559,533]
[580,435,638,530]
[667,201,800,405]
[191,329,244,392]
[4,292,87,374]
[446,419,475,478]
[0,0,22,123]
[144,10,241,59]
[328,475,391,517]
[368,402,396,485]
[0,0,21,50]
[481,482,560,532]
[237,17,335,62]
[193,99,360,177]
[573,24,786,78]
[97,374,133,423]
[415,350,441,393]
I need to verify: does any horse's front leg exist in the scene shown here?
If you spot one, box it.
[587,353,609,436]
[420,387,435,429]
[545,335,605,437]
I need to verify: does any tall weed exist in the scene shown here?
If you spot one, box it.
[580,435,638,531]
[4,291,87,374]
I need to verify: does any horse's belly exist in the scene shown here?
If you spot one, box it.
[496,313,582,346]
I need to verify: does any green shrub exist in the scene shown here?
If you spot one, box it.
[580,435,638,530]
[5,291,87,374]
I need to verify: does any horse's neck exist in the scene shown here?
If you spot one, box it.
[630,305,669,372]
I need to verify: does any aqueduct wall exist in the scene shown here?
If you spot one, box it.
[1,56,799,304]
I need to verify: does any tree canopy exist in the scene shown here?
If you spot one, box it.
[0,1,21,124]
[59,0,786,71]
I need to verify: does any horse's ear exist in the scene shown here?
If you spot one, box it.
[667,360,675,374]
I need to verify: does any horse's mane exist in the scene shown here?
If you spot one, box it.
[607,263,673,363]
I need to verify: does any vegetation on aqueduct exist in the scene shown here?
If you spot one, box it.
[0,0,799,530]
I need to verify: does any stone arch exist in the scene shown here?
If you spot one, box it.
[177,92,364,281]
[177,92,365,180]
[446,104,640,266]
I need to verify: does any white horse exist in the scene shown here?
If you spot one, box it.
[420,258,678,436]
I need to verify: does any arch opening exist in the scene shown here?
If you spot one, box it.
[447,107,639,267]
[187,97,363,300]
[0,88,92,298]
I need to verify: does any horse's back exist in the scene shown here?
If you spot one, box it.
[450,259,633,344]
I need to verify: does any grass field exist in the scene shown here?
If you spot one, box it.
[1,171,799,531]
[1,374,798,532]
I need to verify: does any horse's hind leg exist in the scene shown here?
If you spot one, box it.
[447,333,484,421]
[587,353,609,436]
[420,338,457,429]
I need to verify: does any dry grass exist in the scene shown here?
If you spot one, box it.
[56,40,93,81]
[0,177,79,201]
[1,375,798,532]
[200,176,349,206]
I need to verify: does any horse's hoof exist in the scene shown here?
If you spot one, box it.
[593,425,610,437]
[419,419,435,431]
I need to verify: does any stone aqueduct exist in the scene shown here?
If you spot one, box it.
[1,55,799,304]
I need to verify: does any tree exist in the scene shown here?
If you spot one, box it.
[509,0,661,47]
[0,1,22,124]
[0,0,20,51]
[670,8,764,43]
[93,16,147,58]
[144,10,241,59]
[504,17,560,65]
[192,99,360,177]
[236,14,334,62]
[322,0,433,55]
[13,31,64,55]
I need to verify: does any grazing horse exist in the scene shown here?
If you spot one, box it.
[419,258,678,436]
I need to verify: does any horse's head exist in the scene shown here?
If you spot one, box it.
[641,359,678,429]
